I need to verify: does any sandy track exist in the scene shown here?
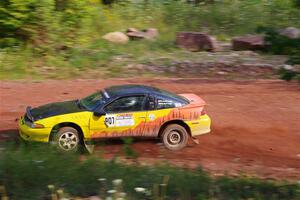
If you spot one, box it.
[0,78,300,180]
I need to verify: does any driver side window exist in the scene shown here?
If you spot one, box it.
[104,96,145,113]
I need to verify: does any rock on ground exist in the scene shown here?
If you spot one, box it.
[278,27,300,39]
[176,32,219,52]
[232,35,265,51]
[126,28,159,40]
[102,32,129,44]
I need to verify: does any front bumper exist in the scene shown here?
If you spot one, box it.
[186,114,211,136]
[19,117,51,142]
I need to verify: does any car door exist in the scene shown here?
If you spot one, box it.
[89,95,147,138]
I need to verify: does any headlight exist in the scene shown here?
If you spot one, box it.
[30,123,44,129]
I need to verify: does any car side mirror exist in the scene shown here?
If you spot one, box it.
[93,109,106,117]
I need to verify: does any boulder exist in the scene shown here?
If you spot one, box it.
[127,27,139,33]
[176,32,219,52]
[126,29,145,39]
[278,27,300,39]
[126,28,159,40]
[102,32,129,44]
[232,35,265,51]
[143,28,159,39]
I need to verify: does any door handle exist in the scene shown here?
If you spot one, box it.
[139,116,146,119]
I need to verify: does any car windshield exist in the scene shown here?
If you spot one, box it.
[80,91,107,110]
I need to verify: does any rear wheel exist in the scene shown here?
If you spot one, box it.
[161,124,188,150]
[54,127,80,152]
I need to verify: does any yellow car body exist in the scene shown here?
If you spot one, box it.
[19,85,211,151]
[19,111,211,142]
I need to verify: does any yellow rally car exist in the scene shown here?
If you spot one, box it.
[19,85,211,152]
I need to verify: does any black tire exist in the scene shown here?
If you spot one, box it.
[53,127,80,152]
[161,124,188,150]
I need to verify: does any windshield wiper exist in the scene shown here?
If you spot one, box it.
[77,99,89,110]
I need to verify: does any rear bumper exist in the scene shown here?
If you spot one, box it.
[186,114,211,136]
[19,117,51,142]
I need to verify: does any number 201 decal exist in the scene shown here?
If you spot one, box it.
[104,114,135,127]
[105,116,115,127]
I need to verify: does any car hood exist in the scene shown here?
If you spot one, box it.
[30,100,86,120]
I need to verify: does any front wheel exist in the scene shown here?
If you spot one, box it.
[54,127,80,152]
[161,124,188,150]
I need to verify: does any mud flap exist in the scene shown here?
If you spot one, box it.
[84,141,95,154]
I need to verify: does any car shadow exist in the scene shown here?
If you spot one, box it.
[93,137,160,146]
[0,128,160,147]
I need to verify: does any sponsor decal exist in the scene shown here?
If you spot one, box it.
[157,99,182,108]
[105,113,135,127]
[157,99,173,105]
[149,113,156,121]
[174,102,182,107]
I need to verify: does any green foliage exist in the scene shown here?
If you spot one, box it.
[0,0,95,50]
[0,0,35,47]
[2,0,300,49]
[163,0,300,36]
[280,67,300,84]
[101,0,124,5]
[0,143,299,200]
[294,0,300,7]
[216,176,300,200]
[279,67,299,82]
[257,26,300,83]
[1,0,300,79]
[257,27,300,55]
[122,137,138,159]
[0,0,56,49]
[287,53,300,65]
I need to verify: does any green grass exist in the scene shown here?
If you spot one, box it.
[0,142,299,200]
[0,39,177,79]
[1,0,299,79]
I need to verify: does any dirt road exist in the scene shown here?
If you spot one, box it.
[0,78,300,180]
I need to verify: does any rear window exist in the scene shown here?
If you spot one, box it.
[154,88,189,104]
[155,94,188,109]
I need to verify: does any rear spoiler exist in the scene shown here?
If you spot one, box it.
[179,93,206,106]
[26,106,34,121]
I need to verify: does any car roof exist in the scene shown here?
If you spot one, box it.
[104,84,189,103]
[104,85,160,97]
